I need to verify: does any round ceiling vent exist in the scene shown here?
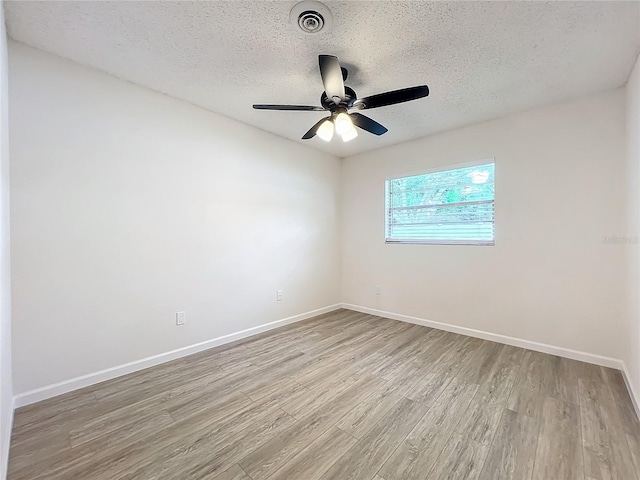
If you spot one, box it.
[298,11,324,33]
[290,1,333,34]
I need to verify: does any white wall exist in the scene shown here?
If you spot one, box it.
[0,4,11,478]
[626,53,640,408]
[341,89,627,361]
[9,42,341,396]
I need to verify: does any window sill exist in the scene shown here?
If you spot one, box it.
[385,239,495,246]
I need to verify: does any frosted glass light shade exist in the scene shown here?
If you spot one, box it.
[317,119,334,141]
[334,112,353,136]
[341,124,358,142]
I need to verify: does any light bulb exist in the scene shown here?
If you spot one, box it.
[334,112,353,136]
[341,124,358,142]
[317,119,334,142]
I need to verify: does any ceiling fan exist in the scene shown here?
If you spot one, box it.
[253,55,429,142]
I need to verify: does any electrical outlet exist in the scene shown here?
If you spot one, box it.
[176,311,186,326]
[276,290,283,302]
[375,286,381,296]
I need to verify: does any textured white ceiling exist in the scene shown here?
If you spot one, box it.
[4,1,640,157]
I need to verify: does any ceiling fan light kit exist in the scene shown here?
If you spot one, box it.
[253,54,429,142]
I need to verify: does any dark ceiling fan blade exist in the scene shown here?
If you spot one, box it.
[349,113,388,136]
[302,117,331,140]
[253,104,325,111]
[354,85,429,110]
[318,55,346,102]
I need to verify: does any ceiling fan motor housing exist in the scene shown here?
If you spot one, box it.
[290,1,333,34]
[321,86,357,111]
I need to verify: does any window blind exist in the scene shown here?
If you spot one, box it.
[385,162,495,245]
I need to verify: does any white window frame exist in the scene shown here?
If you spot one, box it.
[384,159,495,246]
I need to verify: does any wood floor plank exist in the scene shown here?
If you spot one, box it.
[452,349,521,447]
[542,356,580,406]
[210,464,252,480]
[65,368,238,447]
[11,386,286,480]
[11,389,98,433]
[371,324,426,358]
[335,382,402,439]
[289,350,365,390]
[403,335,480,405]
[479,347,523,401]
[627,433,640,474]
[120,408,296,480]
[496,344,527,365]
[281,372,364,419]
[69,407,174,448]
[90,357,188,395]
[188,352,311,403]
[382,325,434,359]
[578,365,638,480]
[457,400,509,447]
[426,434,490,480]
[167,390,253,422]
[238,374,386,480]
[319,397,429,480]
[194,311,331,359]
[455,340,503,386]
[99,398,285,480]
[92,358,224,405]
[381,359,431,398]
[266,426,357,480]
[480,408,539,480]
[296,313,375,354]
[404,369,455,405]
[379,378,479,480]
[237,411,339,480]
[531,397,583,480]
[9,421,72,465]
[426,333,483,368]
[8,309,638,480]
[241,375,308,403]
[301,315,394,358]
[507,350,548,420]
[380,327,441,365]
[602,367,640,435]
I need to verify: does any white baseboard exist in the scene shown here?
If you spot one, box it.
[1,396,14,480]
[340,303,624,370]
[621,363,640,422]
[13,304,341,408]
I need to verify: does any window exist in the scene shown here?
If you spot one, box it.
[385,162,495,245]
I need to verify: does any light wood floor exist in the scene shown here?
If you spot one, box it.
[8,309,640,480]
